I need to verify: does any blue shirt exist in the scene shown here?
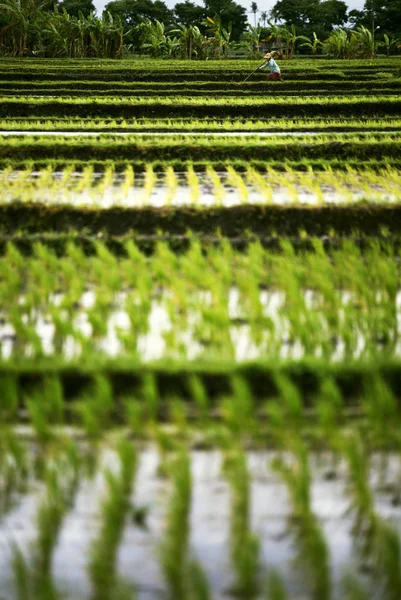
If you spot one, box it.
[259,58,280,74]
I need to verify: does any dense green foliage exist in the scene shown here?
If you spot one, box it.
[0,0,400,58]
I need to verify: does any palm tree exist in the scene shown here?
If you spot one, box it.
[260,10,268,27]
[250,2,258,27]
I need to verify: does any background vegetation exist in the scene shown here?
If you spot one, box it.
[0,0,400,58]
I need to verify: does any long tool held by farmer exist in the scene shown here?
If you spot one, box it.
[242,64,264,83]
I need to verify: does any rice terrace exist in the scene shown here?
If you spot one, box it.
[1,0,401,597]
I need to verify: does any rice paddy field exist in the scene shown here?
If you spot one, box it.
[1,56,401,600]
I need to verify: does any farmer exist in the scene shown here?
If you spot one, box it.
[259,52,283,82]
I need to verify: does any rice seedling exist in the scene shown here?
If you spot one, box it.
[226,166,249,204]
[268,374,304,444]
[0,429,29,517]
[165,165,178,206]
[342,433,401,599]
[187,558,212,600]
[206,165,225,206]
[315,377,344,451]
[2,116,401,134]
[161,447,194,599]
[272,441,331,600]
[12,444,81,600]
[362,374,401,448]
[265,571,289,600]
[186,164,200,205]
[75,376,114,441]
[26,376,64,446]
[121,164,134,201]
[141,163,156,206]
[0,374,19,423]
[187,374,210,424]
[221,376,256,440]
[224,448,260,598]
[141,373,159,424]
[89,439,137,600]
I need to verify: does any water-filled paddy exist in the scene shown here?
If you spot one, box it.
[1,446,401,599]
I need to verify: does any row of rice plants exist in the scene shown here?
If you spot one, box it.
[1,77,399,90]
[1,117,401,133]
[3,372,401,596]
[1,165,400,208]
[0,133,400,166]
[1,95,400,120]
[3,363,401,427]
[0,58,398,80]
[0,239,400,363]
[1,81,400,97]
[3,159,401,175]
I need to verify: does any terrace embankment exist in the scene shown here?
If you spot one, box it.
[1,80,401,96]
[1,133,400,162]
[2,117,401,134]
[1,96,401,119]
[1,202,401,237]
[3,360,401,408]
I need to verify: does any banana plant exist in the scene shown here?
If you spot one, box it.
[300,32,324,57]
[170,24,204,59]
[242,24,263,55]
[354,25,376,59]
[204,15,232,58]
[378,34,401,56]
[283,24,309,60]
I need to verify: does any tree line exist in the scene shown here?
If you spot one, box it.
[0,0,400,58]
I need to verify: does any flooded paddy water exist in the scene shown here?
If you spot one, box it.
[1,446,401,600]
[1,169,400,207]
[1,287,400,361]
